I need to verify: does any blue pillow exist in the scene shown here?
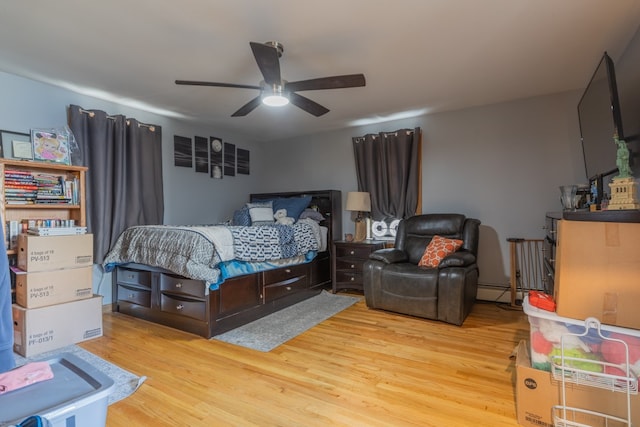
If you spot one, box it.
[232,206,251,226]
[272,196,312,221]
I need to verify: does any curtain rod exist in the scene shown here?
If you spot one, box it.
[353,129,415,140]
[78,108,156,132]
[126,120,156,132]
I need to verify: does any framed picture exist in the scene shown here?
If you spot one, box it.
[0,130,32,160]
[173,135,193,168]
[31,129,70,164]
[209,136,223,179]
[237,148,250,175]
[194,136,208,173]
[224,142,235,177]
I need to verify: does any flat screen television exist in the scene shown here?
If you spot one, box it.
[577,52,624,182]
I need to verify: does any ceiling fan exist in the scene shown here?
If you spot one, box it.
[175,41,366,117]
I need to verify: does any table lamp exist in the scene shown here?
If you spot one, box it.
[346,191,371,241]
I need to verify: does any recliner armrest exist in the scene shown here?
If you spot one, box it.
[369,248,409,264]
[438,250,476,268]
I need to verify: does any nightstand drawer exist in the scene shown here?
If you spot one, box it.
[160,273,205,298]
[335,270,362,284]
[335,245,374,259]
[336,258,364,272]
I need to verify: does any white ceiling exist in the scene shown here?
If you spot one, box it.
[1,1,640,142]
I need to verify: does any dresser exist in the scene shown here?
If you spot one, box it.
[332,240,385,292]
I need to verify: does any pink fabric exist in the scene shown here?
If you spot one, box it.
[0,362,53,394]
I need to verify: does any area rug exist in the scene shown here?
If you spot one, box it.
[214,290,360,352]
[13,345,146,405]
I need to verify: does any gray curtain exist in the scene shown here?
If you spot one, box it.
[68,105,164,263]
[352,127,420,220]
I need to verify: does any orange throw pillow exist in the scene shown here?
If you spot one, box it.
[418,235,463,268]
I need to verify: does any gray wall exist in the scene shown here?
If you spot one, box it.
[259,91,585,289]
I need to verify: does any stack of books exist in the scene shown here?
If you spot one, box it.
[4,170,37,204]
[33,173,71,204]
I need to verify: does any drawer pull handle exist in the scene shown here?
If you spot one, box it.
[286,286,292,291]
[349,250,355,255]
[176,304,184,311]
[285,269,291,273]
[175,282,182,288]
[350,264,355,269]
[350,277,355,281]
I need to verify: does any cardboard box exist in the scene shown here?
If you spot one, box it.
[17,233,93,272]
[554,220,640,329]
[1,353,114,427]
[12,295,103,357]
[515,340,638,427]
[14,265,93,308]
[523,296,640,374]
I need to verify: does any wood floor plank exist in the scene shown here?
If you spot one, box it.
[80,298,529,426]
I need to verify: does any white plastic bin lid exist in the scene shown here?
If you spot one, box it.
[523,295,640,338]
[0,353,115,425]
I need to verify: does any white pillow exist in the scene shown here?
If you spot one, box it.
[246,201,274,225]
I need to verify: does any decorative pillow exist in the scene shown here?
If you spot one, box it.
[272,196,312,221]
[299,208,325,222]
[418,235,463,268]
[246,201,274,225]
[232,206,251,226]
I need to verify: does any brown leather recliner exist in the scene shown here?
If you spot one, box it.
[363,214,481,326]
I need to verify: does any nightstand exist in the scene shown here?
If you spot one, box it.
[332,240,386,292]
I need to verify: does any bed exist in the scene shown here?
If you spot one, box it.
[107,190,341,338]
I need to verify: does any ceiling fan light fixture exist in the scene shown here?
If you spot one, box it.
[262,83,289,107]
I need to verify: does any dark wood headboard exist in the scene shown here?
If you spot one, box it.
[249,190,342,247]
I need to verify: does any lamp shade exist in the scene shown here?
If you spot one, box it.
[346,192,371,212]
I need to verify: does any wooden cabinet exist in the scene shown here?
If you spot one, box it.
[332,240,385,292]
[0,159,87,254]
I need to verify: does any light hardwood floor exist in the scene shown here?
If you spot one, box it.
[80,296,530,427]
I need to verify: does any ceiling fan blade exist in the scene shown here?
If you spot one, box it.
[249,42,282,86]
[289,92,330,117]
[175,80,260,90]
[286,74,366,92]
[231,95,262,117]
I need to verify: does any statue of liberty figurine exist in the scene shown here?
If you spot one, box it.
[614,135,632,178]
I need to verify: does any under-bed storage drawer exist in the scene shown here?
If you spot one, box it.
[263,264,309,285]
[263,264,309,302]
[160,293,207,321]
[116,268,152,287]
[117,284,151,307]
[159,273,206,298]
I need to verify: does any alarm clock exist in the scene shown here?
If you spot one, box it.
[371,218,400,240]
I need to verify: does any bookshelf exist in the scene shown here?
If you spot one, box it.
[0,159,87,256]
